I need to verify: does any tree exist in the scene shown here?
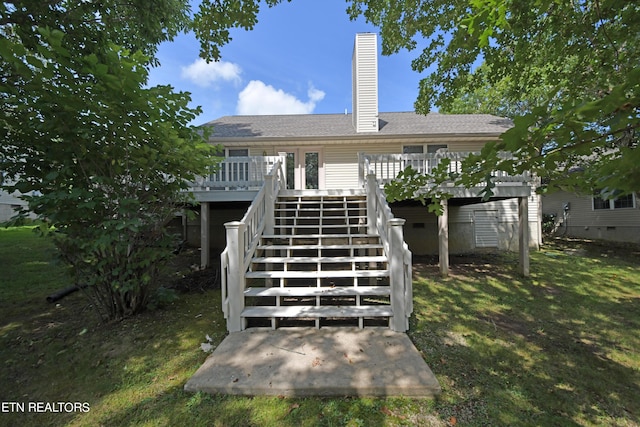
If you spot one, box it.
[348,0,640,201]
[1,0,302,319]
[440,63,554,121]
[0,2,218,319]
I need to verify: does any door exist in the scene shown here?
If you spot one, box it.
[279,147,324,190]
[474,210,499,248]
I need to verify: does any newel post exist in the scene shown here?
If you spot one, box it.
[388,218,408,332]
[224,221,246,332]
[264,174,275,235]
[366,173,377,235]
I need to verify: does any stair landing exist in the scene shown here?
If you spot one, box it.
[184,327,441,397]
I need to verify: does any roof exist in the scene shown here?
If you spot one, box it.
[201,112,513,140]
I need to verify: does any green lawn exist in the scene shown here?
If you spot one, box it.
[0,227,638,426]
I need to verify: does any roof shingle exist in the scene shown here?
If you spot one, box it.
[201,112,513,139]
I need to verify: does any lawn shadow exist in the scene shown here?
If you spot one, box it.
[409,247,640,425]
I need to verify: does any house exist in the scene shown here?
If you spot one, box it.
[543,191,639,243]
[188,33,540,333]
[0,180,35,223]
[188,33,541,265]
[0,189,23,223]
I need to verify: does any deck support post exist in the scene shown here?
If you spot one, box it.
[225,221,246,332]
[388,218,408,332]
[200,202,210,269]
[518,196,530,277]
[438,198,450,277]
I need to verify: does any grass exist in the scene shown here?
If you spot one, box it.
[0,226,638,426]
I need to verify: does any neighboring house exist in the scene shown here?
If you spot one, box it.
[187,33,541,265]
[0,174,36,223]
[0,188,27,223]
[543,191,640,243]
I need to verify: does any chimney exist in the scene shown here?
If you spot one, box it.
[352,33,379,132]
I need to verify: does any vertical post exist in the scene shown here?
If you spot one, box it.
[438,198,450,277]
[519,196,530,277]
[358,152,364,187]
[224,221,246,332]
[181,207,188,244]
[388,218,407,332]
[200,202,210,269]
[366,173,377,235]
[278,152,287,190]
[264,174,275,235]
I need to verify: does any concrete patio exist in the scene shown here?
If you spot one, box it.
[184,327,441,397]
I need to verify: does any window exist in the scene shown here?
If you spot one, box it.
[402,144,449,173]
[403,145,423,154]
[593,193,636,210]
[427,144,448,154]
[227,148,248,157]
[212,148,249,183]
[614,194,635,209]
[593,196,610,210]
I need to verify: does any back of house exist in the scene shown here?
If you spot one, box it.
[187,33,541,257]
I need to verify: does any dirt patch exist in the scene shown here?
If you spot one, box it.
[169,268,220,293]
[480,313,533,338]
[162,246,221,293]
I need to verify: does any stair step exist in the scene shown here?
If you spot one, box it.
[276,199,366,203]
[246,270,389,279]
[251,255,387,264]
[262,234,378,239]
[244,286,391,297]
[275,215,367,220]
[257,244,383,250]
[273,224,366,229]
[242,305,393,318]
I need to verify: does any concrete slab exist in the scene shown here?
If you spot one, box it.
[184,327,441,397]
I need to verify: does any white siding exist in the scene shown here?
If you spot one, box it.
[474,210,499,247]
[543,191,640,243]
[352,33,379,133]
[324,142,403,189]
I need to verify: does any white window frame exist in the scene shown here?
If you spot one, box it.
[592,193,636,210]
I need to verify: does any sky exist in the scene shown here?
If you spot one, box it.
[147,0,429,126]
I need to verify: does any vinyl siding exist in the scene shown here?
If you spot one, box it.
[543,191,640,243]
[544,191,640,227]
[353,33,378,133]
[325,142,401,189]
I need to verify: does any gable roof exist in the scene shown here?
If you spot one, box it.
[201,112,513,141]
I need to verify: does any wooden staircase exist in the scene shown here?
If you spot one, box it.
[241,191,393,329]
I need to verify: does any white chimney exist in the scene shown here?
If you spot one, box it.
[352,33,379,132]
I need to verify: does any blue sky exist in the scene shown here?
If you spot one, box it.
[147,0,428,125]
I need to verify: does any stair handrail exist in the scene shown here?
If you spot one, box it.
[221,155,285,331]
[365,172,413,332]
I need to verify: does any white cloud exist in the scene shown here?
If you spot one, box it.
[236,81,326,115]
[181,58,242,87]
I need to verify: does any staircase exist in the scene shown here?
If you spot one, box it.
[241,190,393,329]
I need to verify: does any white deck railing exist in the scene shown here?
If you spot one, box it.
[358,152,530,187]
[189,155,285,191]
[366,173,413,332]
[220,157,286,331]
